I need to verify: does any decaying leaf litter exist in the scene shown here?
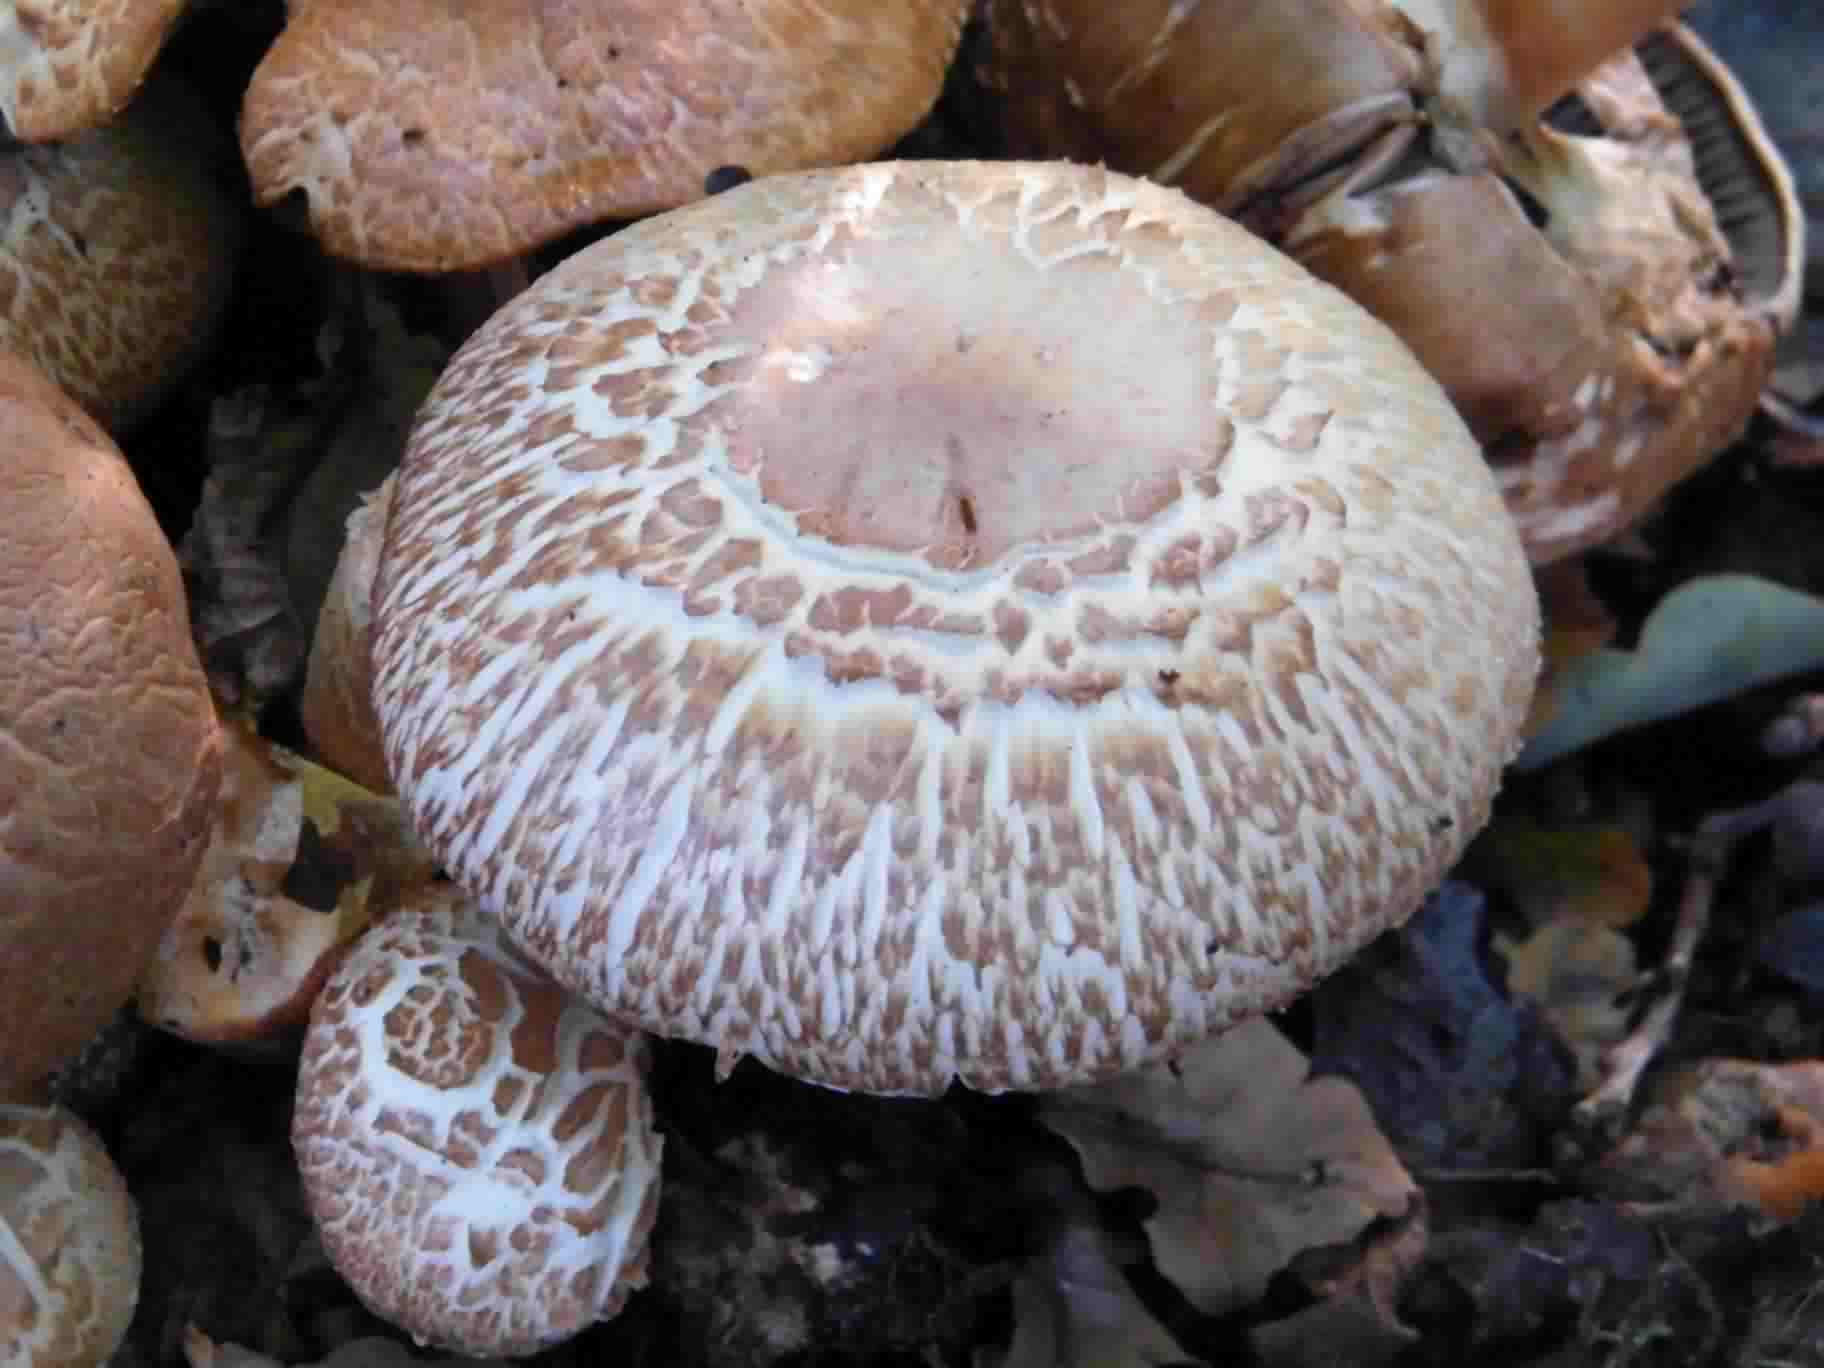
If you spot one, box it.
[9,2,1824,1366]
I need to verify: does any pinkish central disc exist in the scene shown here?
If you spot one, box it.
[708,225,1233,570]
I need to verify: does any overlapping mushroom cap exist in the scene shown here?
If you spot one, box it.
[0,347,222,1095]
[0,0,187,141]
[0,71,243,430]
[240,0,969,272]
[371,160,1540,1096]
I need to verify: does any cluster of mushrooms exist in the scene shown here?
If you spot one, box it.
[0,1,1808,1363]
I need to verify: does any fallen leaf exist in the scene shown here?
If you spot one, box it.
[1517,573,1824,771]
[992,1224,1202,1368]
[1497,921,1640,1091]
[1600,1058,1824,1222]
[1466,816,1653,930]
[184,1327,509,1368]
[1040,1017,1419,1316]
[1310,883,1575,1171]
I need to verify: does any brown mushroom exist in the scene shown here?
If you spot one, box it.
[239,0,969,273]
[0,71,243,430]
[0,0,187,141]
[0,1098,140,1368]
[1289,26,1801,561]
[293,882,662,1356]
[0,346,222,1096]
[369,160,1541,1096]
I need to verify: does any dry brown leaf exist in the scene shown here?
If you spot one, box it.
[1465,816,1653,930]
[1496,921,1639,1091]
[1602,1058,1824,1223]
[991,1224,1201,1368]
[1040,1017,1418,1316]
[183,1327,509,1367]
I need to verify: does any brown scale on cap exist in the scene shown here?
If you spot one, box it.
[0,0,188,142]
[239,0,969,274]
[0,348,222,1096]
[293,882,662,1357]
[0,71,243,431]
[370,161,1540,1096]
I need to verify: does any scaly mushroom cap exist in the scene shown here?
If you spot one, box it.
[0,1099,141,1368]
[1290,31,1797,562]
[371,161,1540,1095]
[0,71,242,430]
[239,0,969,273]
[0,0,187,141]
[0,348,222,1095]
[293,882,662,1357]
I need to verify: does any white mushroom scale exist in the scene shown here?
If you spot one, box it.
[371,160,1540,1096]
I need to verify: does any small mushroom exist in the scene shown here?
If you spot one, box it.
[0,1098,141,1368]
[239,0,969,273]
[0,0,187,141]
[293,882,662,1356]
[137,718,438,1043]
[370,160,1541,1095]
[0,71,243,430]
[0,347,222,1097]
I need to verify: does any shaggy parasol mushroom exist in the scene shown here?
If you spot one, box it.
[0,71,242,430]
[370,160,1541,1096]
[238,0,969,273]
[0,0,187,141]
[0,1098,141,1368]
[0,347,222,1098]
[293,882,662,1357]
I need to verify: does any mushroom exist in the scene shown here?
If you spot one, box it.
[0,71,243,430]
[369,160,1541,1096]
[1289,26,1802,561]
[0,1097,141,1368]
[292,881,662,1356]
[239,0,969,273]
[0,0,187,141]
[0,346,222,1097]
[137,717,438,1043]
[301,474,396,795]
[983,0,1685,235]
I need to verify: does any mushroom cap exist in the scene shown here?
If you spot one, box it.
[371,160,1541,1096]
[0,71,243,430]
[0,0,187,142]
[0,347,222,1095]
[239,0,968,273]
[293,882,662,1357]
[0,1099,141,1368]
[301,475,395,795]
